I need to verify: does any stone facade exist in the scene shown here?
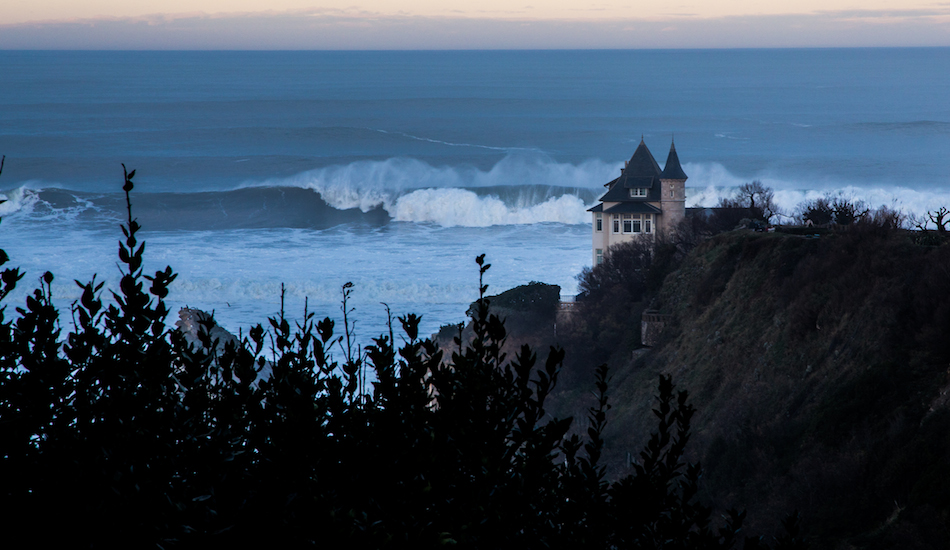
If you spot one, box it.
[641,310,671,347]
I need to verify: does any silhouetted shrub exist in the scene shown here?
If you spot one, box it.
[831,196,867,226]
[799,196,834,226]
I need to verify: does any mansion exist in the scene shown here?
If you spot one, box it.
[589,138,687,265]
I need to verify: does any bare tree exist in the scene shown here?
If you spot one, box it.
[737,181,767,210]
[720,180,780,223]
[929,207,950,233]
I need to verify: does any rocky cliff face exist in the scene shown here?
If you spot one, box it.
[559,228,950,549]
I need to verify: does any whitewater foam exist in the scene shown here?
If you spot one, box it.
[2,220,591,340]
[0,187,40,218]
[391,189,591,227]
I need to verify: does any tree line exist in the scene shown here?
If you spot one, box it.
[703,179,950,232]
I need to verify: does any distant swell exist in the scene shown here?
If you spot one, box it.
[132,187,391,231]
[848,121,950,133]
[0,187,389,231]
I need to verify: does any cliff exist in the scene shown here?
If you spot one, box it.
[555,227,950,549]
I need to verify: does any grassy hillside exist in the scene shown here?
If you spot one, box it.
[555,227,950,548]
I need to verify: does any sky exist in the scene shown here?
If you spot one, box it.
[1,0,949,49]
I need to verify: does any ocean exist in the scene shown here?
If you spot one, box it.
[2,49,949,341]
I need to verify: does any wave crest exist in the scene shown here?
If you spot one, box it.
[392,189,590,226]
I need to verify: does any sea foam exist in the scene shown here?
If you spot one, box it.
[391,189,591,226]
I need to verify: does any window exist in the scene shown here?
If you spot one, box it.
[621,214,644,234]
[595,249,604,265]
[645,215,652,233]
[595,213,603,232]
[629,188,647,198]
[669,183,675,198]
[612,215,620,233]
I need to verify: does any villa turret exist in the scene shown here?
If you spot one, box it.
[658,140,688,234]
[589,138,687,265]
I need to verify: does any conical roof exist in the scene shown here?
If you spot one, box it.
[599,138,663,202]
[624,138,662,178]
[660,141,688,180]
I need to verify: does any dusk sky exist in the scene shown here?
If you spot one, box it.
[2,0,949,48]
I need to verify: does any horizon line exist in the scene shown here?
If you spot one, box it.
[4,45,950,52]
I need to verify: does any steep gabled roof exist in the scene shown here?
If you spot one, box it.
[660,141,688,180]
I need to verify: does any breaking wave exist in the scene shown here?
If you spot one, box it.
[7,156,950,231]
[258,154,612,226]
[390,189,591,226]
[0,187,41,218]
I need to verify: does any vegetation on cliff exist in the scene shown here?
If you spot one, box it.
[556,214,950,549]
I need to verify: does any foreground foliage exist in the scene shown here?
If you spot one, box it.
[0,168,803,548]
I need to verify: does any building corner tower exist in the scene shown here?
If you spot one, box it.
[658,140,687,235]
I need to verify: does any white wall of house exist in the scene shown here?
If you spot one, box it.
[591,204,658,265]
